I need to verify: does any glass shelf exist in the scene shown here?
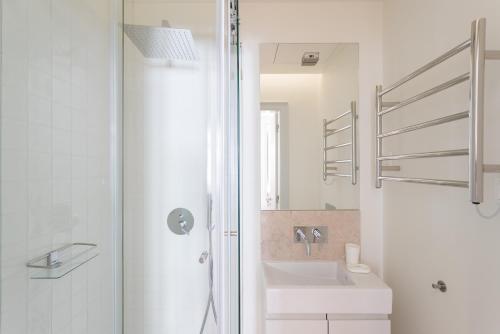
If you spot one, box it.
[27,243,99,279]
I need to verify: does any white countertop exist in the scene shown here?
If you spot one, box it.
[263,261,393,315]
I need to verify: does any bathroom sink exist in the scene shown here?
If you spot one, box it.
[263,261,392,315]
[263,261,354,286]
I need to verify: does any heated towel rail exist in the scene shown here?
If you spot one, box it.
[375,18,500,204]
[323,101,357,185]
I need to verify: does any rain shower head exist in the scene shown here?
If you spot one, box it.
[124,24,198,61]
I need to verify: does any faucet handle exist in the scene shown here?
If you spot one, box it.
[295,228,306,241]
[312,228,321,242]
[179,220,190,235]
[294,227,311,256]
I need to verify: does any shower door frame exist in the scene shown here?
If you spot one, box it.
[111,0,124,333]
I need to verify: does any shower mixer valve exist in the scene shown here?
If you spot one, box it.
[167,208,194,235]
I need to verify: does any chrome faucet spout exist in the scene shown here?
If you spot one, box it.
[295,228,311,256]
[305,239,311,256]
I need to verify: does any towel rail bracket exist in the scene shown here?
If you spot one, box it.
[485,50,500,60]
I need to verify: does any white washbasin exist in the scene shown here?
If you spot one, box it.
[263,261,392,315]
[263,261,354,286]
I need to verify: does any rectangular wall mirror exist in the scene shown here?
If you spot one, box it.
[259,43,360,210]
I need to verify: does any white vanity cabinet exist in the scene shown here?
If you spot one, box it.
[329,320,390,334]
[266,320,328,334]
[265,318,390,334]
[263,262,392,334]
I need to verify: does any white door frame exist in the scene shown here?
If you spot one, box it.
[260,102,289,210]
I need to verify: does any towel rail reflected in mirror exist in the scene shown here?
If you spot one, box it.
[323,101,358,185]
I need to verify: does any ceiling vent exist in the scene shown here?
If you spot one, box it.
[301,52,320,66]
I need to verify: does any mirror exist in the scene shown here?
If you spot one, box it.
[260,43,360,210]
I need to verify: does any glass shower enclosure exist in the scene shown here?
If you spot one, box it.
[0,0,240,332]
[122,0,240,333]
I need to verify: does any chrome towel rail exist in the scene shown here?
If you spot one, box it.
[378,73,470,117]
[323,101,358,185]
[377,111,470,139]
[375,18,500,204]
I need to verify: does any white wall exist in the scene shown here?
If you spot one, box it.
[382,1,500,334]
[240,2,383,333]
[319,45,359,209]
[1,0,116,333]
[260,74,322,209]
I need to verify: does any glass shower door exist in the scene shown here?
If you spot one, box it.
[0,0,120,333]
[123,0,239,333]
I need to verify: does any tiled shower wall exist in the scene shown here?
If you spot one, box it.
[1,0,115,333]
[261,210,360,261]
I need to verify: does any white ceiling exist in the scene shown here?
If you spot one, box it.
[260,43,350,74]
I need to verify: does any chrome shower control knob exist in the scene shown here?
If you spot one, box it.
[167,208,194,235]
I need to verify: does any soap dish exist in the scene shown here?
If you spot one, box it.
[347,263,371,274]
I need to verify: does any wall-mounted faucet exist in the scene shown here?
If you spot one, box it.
[295,228,311,256]
[294,226,328,256]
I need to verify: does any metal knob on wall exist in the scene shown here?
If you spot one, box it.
[199,251,209,264]
[432,280,447,292]
[167,208,194,235]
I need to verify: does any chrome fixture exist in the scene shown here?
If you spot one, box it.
[294,226,328,256]
[200,195,217,333]
[199,251,209,264]
[432,280,447,293]
[375,18,500,204]
[179,220,190,235]
[47,250,62,267]
[167,208,194,235]
[224,230,238,237]
[124,21,198,61]
[312,228,322,243]
[26,243,99,280]
[323,101,358,184]
[312,226,328,243]
[295,227,311,256]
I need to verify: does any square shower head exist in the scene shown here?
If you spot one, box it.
[124,24,199,61]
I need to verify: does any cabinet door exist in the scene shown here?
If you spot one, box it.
[329,320,390,334]
[266,320,328,334]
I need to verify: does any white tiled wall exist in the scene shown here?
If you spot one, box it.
[1,0,115,333]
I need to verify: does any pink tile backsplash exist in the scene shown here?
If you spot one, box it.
[261,210,360,261]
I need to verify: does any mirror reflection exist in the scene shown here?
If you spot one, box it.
[260,43,360,210]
